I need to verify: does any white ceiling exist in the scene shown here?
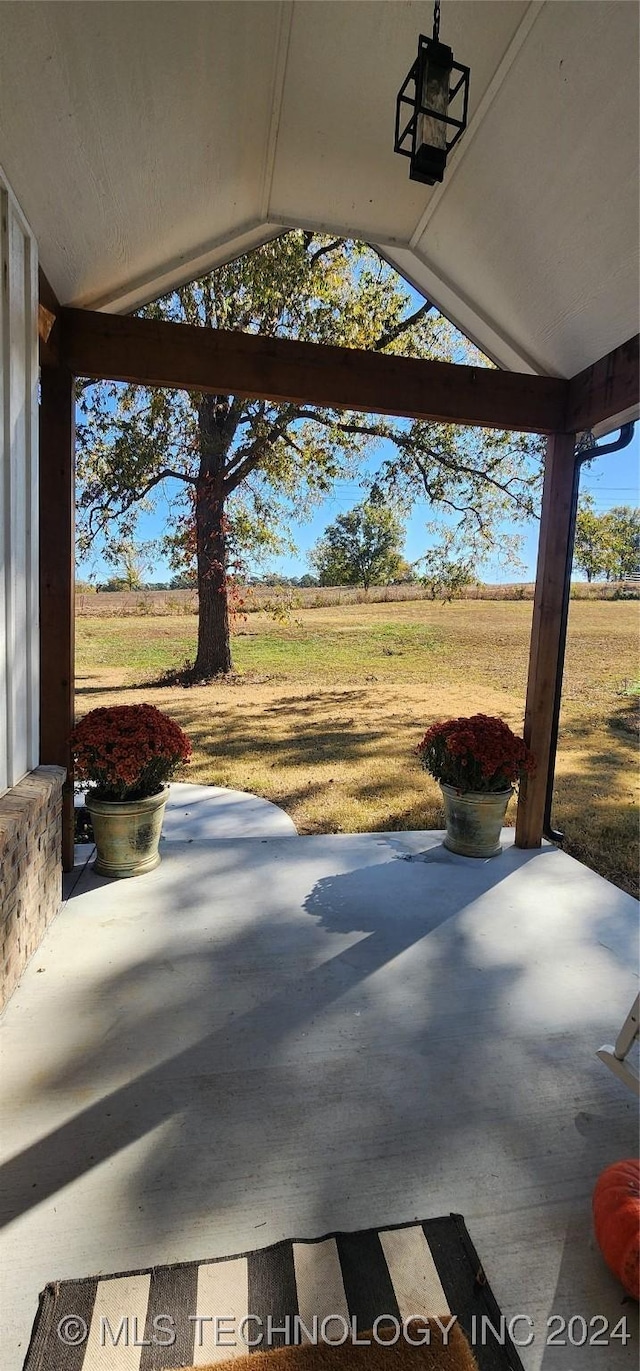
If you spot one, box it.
[0,1,638,377]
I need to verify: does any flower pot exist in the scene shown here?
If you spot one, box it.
[440,783,513,858]
[86,785,170,878]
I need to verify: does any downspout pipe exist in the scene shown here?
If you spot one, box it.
[543,422,636,843]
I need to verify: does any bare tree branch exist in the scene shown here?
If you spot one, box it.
[295,410,391,441]
[222,396,245,448]
[103,467,197,522]
[413,446,529,504]
[413,455,488,533]
[223,408,297,495]
[307,238,344,265]
[373,300,433,352]
[264,406,534,514]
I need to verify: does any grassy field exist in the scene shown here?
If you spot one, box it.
[75,600,640,896]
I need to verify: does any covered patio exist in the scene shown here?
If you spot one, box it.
[1,812,639,1369]
[0,0,636,869]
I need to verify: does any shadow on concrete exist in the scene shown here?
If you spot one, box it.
[0,842,537,1230]
[1,836,637,1370]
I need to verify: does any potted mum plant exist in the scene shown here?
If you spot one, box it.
[416,714,534,858]
[71,703,191,878]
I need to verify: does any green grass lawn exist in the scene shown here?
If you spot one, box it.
[78,616,452,680]
[76,599,640,897]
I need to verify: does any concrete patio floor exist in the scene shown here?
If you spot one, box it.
[1,827,638,1370]
[75,781,298,840]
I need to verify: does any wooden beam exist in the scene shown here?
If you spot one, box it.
[38,268,60,368]
[566,333,639,434]
[38,266,59,315]
[39,364,75,872]
[515,431,576,848]
[38,303,55,345]
[59,306,569,434]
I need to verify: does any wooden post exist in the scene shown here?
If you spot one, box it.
[39,364,75,871]
[515,431,577,848]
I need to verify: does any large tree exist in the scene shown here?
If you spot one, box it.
[77,232,543,678]
[102,538,155,591]
[603,506,640,581]
[574,496,640,581]
[574,493,608,581]
[311,498,405,590]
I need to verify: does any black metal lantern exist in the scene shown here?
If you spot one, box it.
[394,1,470,185]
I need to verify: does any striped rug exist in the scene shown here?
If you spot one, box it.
[23,1215,524,1371]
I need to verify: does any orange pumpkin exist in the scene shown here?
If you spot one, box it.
[593,1159,640,1299]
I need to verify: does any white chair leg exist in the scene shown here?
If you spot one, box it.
[597,994,640,1096]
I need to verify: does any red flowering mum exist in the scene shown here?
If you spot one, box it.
[416,714,535,793]
[71,704,191,801]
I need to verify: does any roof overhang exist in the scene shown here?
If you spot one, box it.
[1,2,638,380]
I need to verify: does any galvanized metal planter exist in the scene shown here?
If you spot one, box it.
[440,783,513,858]
[86,785,170,878]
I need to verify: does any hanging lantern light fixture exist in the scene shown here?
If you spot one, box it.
[394,0,470,185]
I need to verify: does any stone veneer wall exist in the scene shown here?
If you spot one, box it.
[0,765,66,1011]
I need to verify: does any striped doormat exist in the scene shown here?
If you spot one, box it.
[23,1215,524,1371]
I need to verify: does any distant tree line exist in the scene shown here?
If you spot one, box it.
[77,496,639,595]
[82,571,323,592]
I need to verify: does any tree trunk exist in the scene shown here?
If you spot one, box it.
[192,397,233,677]
[193,490,231,676]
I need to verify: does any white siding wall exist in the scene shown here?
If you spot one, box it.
[0,168,39,794]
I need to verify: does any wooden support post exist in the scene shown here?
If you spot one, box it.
[39,364,75,871]
[515,431,576,848]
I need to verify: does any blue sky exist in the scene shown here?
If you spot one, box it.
[76,264,639,586]
[257,429,640,583]
[77,425,639,585]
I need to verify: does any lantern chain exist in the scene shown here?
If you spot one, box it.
[433,0,441,42]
